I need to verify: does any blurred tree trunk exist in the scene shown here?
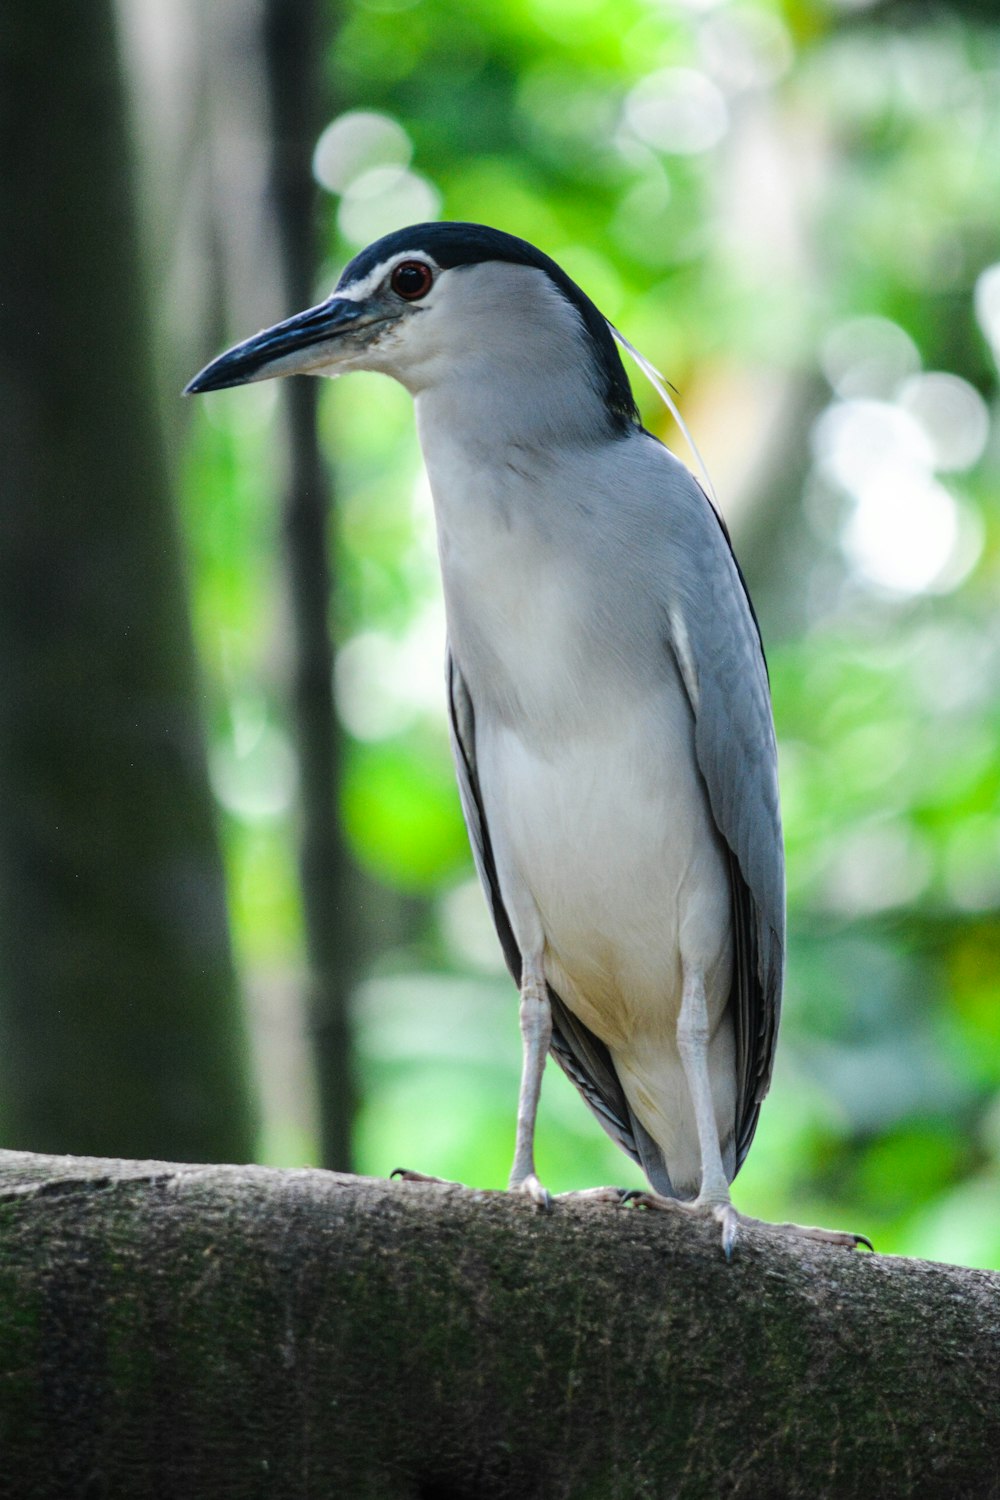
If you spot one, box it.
[0,1,257,1160]
[262,0,358,1171]
[2,1148,999,1500]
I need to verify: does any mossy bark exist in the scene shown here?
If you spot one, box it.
[0,1150,997,1499]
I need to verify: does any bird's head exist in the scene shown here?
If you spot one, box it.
[185,222,640,436]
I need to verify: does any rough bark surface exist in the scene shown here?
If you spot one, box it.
[0,1151,998,1499]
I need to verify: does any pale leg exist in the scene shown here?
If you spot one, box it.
[677,964,732,1207]
[394,949,556,1207]
[635,963,872,1258]
[508,951,552,1208]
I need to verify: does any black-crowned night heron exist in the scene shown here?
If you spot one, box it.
[188,222,869,1257]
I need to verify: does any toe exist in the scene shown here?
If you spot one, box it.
[513,1174,553,1211]
[390,1168,457,1186]
[713,1203,739,1261]
[798,1226,873,1252]
[753,1217,874,1252]
[555,1186,630,1207]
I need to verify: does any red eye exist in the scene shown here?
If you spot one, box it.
[390,260,433,301]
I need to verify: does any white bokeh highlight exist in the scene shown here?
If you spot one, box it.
[335,600,448,742]
[624,67,728,155]
[812,386,985,597]
[313,111,412,195]
[337,167,441,247]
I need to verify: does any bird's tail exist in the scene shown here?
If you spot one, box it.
[631,1114,679,1199]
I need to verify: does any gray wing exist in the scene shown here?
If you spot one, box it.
[446,652,676,1193]
[660,464,785,1172]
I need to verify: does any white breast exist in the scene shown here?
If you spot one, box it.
[475,684,732,1033]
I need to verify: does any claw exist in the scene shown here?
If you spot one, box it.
[390,1168,458,1186]
[512,1173,552,1211]
[622,1189,667,1210]
[716,1203,738,1262]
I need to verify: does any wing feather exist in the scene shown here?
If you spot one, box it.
[663,472,785,1171]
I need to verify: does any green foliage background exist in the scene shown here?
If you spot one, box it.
[179,0,1000,1266]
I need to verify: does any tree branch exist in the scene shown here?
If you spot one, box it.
[1,1149,997,1498]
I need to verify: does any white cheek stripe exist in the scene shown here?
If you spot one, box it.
[334,251,438,302]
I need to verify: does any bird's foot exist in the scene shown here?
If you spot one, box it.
[509,1172,553,1211]
[625,1191,741,1254]
[625,1191,872,1262]
[390,1168,461,1187]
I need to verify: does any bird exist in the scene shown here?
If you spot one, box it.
[187,221,869,1257]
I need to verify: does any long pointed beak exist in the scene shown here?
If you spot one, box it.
[184,296,378,394]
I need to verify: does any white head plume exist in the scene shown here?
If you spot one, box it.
[610,325,719,512]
